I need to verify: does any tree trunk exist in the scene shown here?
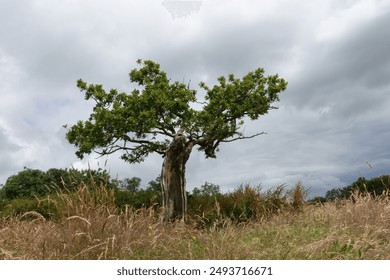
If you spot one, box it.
[161,131,193,222]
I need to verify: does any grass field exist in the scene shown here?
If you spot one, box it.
[1,184,389,260]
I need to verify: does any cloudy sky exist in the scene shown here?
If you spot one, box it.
[1,0,390,197]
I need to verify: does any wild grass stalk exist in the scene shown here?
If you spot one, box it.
[0,180,389,259]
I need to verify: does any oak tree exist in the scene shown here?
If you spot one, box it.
[66,59,287,222]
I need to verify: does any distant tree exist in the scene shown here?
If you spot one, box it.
[3,168,47,200]
[325,188,343,201]
[45,168,75,190]
[344,176,390,197]
[192,182,221,196]
[2,167,114,200]
[66,59,287,221]
[114,177,141,193]
[147,176,162,193]
[325,175,390,201]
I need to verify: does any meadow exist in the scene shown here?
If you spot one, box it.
[0,180,390,260]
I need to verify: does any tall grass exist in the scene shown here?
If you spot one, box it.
[0,180,389,259]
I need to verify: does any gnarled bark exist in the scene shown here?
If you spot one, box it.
[161,131,193,222]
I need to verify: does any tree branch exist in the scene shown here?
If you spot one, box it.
[151,127,175,138]
[220,131,267,143]
[122,135,157,145]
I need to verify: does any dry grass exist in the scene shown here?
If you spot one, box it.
[1,184,390,260]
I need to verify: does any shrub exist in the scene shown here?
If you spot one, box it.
[0,197,59,220]
[188,184,291,228]
[287,181,308,211]
[1,167,115,200]
[113,177,161,211]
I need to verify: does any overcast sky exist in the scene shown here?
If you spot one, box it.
[1,0,390,197]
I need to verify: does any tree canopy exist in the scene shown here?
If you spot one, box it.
[66,59,287,162]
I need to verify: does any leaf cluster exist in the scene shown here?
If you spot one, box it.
[196,69,287,157]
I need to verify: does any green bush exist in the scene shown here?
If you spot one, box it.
[2,167,114,200]
[0,197,60,220]
[114,177,161,211]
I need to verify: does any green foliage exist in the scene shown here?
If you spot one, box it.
[147,176,162,193]
[0,197,59,220]
[3,168,48,200]
[0,187,5,201]
[114,176,161,210]
[348,176,390,196]
[188,184,291,227]
[66,59,287,163]
[1,167,114,200]
[325,175,390,201]
[68,59,198,163]
[192,182,221,196]
[0,172,117,221]
[324,188,344,201]
[113,177,141,193]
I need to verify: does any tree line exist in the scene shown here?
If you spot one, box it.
[2,167,388,204]
[322,175,390,201]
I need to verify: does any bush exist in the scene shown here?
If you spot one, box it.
[188,184,291,228]
[114,177,161,211]
[2,167,114,200]
[287,181,308,211]
[0,170,116,221]
[0,197,59,220]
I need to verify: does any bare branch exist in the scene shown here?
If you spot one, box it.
[221,131,267,143]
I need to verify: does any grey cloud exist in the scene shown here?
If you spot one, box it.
[151,15,299,84]
[286,10,390,113]
[1,0,389,197]
[0,126,23,184]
